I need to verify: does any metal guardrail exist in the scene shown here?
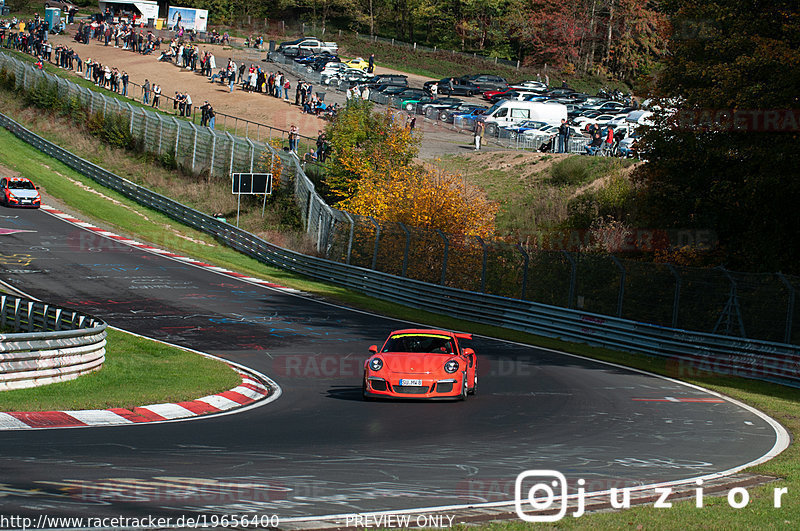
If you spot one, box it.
[2,113,799,388]
[0,293,107,390]
[0,51,338,255]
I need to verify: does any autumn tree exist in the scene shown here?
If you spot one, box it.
[632,0,800,272]
[325,100,497,237]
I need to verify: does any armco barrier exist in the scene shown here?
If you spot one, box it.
[0,293,107,390]
[2,113,800,388]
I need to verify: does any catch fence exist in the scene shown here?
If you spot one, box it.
[3,52,799,346]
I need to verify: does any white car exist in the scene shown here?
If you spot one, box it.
[573,113,625,127]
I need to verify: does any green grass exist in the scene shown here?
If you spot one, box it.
[434,154,634,238]
[2,71,800,529]
[0,329,241,411]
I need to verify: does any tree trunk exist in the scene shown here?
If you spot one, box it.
[585,0,597,73]
[604,0,616,64]
[369,0,374,36]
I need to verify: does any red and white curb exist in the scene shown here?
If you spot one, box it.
[40,204,303,294]
[0,370,271,430]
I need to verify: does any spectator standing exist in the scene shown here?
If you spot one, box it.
[152,83,161,107]
[557,119,568,154]
[185,93,192,117]
[474,121,484,150]
[142,78,150,104]
[288,125,299,154]
[207,105,215,129]
[315,130,325,160]
[368,53,375,74]
[200,101,210,126]
[121,71,128,96]
[283,78,290,101]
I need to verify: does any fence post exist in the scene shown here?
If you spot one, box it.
[343,211,355,265]
[516,244,529,300]
[368,216,381,271]
[562,250,576,309]
[128,103,135,134]
[142,109,149,148]
[172,117,181,160]
[713,266,746,337]
[189,123,199,173]
[435,229,449,286]
[209,131,217,177]
[398,222,411,278]
[226,132,235,176]
[667,264,682,328]
[246,139,255,172]
[610,256,626,318]
[156,113,163,154]
[777,272,795,344]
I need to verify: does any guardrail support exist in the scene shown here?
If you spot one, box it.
[436,229,449,286]
[562,250,577,309]
[368,216,381,271]
[516,244,530,300]
[398,222,411,278]
[777,272,795,344]
[610,256,626,318]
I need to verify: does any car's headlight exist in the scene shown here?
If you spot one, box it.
[444,360,459,373]
[369,358,383,371]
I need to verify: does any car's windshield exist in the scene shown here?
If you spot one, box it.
[8,180,34,190]
[382,334,455,354]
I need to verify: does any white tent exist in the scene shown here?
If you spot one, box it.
[97,0,159,23]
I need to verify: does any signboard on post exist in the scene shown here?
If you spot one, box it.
[232,173,273,195]
[232,173,273,227]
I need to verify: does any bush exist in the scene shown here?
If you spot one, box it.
[0,67,16,91]
[24,79,60,109]
[86,111,135,150]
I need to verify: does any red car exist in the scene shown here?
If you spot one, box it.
[363,329,477,400]
[0,176,41,208]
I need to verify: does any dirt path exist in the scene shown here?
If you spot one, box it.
[47,27,503,158]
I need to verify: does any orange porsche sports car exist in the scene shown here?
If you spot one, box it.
[363,329,477,400]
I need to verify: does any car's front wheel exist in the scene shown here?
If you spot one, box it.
[459,376,468,401]
[469,373,477,395]
[486,123,498,136]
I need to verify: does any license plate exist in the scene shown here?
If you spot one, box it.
[399,379,422,386]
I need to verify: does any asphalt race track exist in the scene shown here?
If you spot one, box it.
[0,208,786,526]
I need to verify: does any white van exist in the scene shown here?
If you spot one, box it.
[481,100,567,136]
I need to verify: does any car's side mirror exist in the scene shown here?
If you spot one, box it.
[462,348,474,356]
[369,345,378,354]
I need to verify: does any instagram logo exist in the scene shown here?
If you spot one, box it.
[514,470,569,522]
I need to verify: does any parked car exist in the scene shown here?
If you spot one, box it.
[0,176,40,208]
[322,68,373,87]
[573,113,625,128]
[418,97,464,117]
[368,74,408,88]
[423,77,480,96]
[344,57,370,71]
[486,89,542,104]
[294,51,337,65]
[363,329,477,400]
[306,55,341,72]
[440,105,488,123]
[392,88,433,111]
[278,38,338,56]
[460,74,508,92]
[480,100,568,136]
